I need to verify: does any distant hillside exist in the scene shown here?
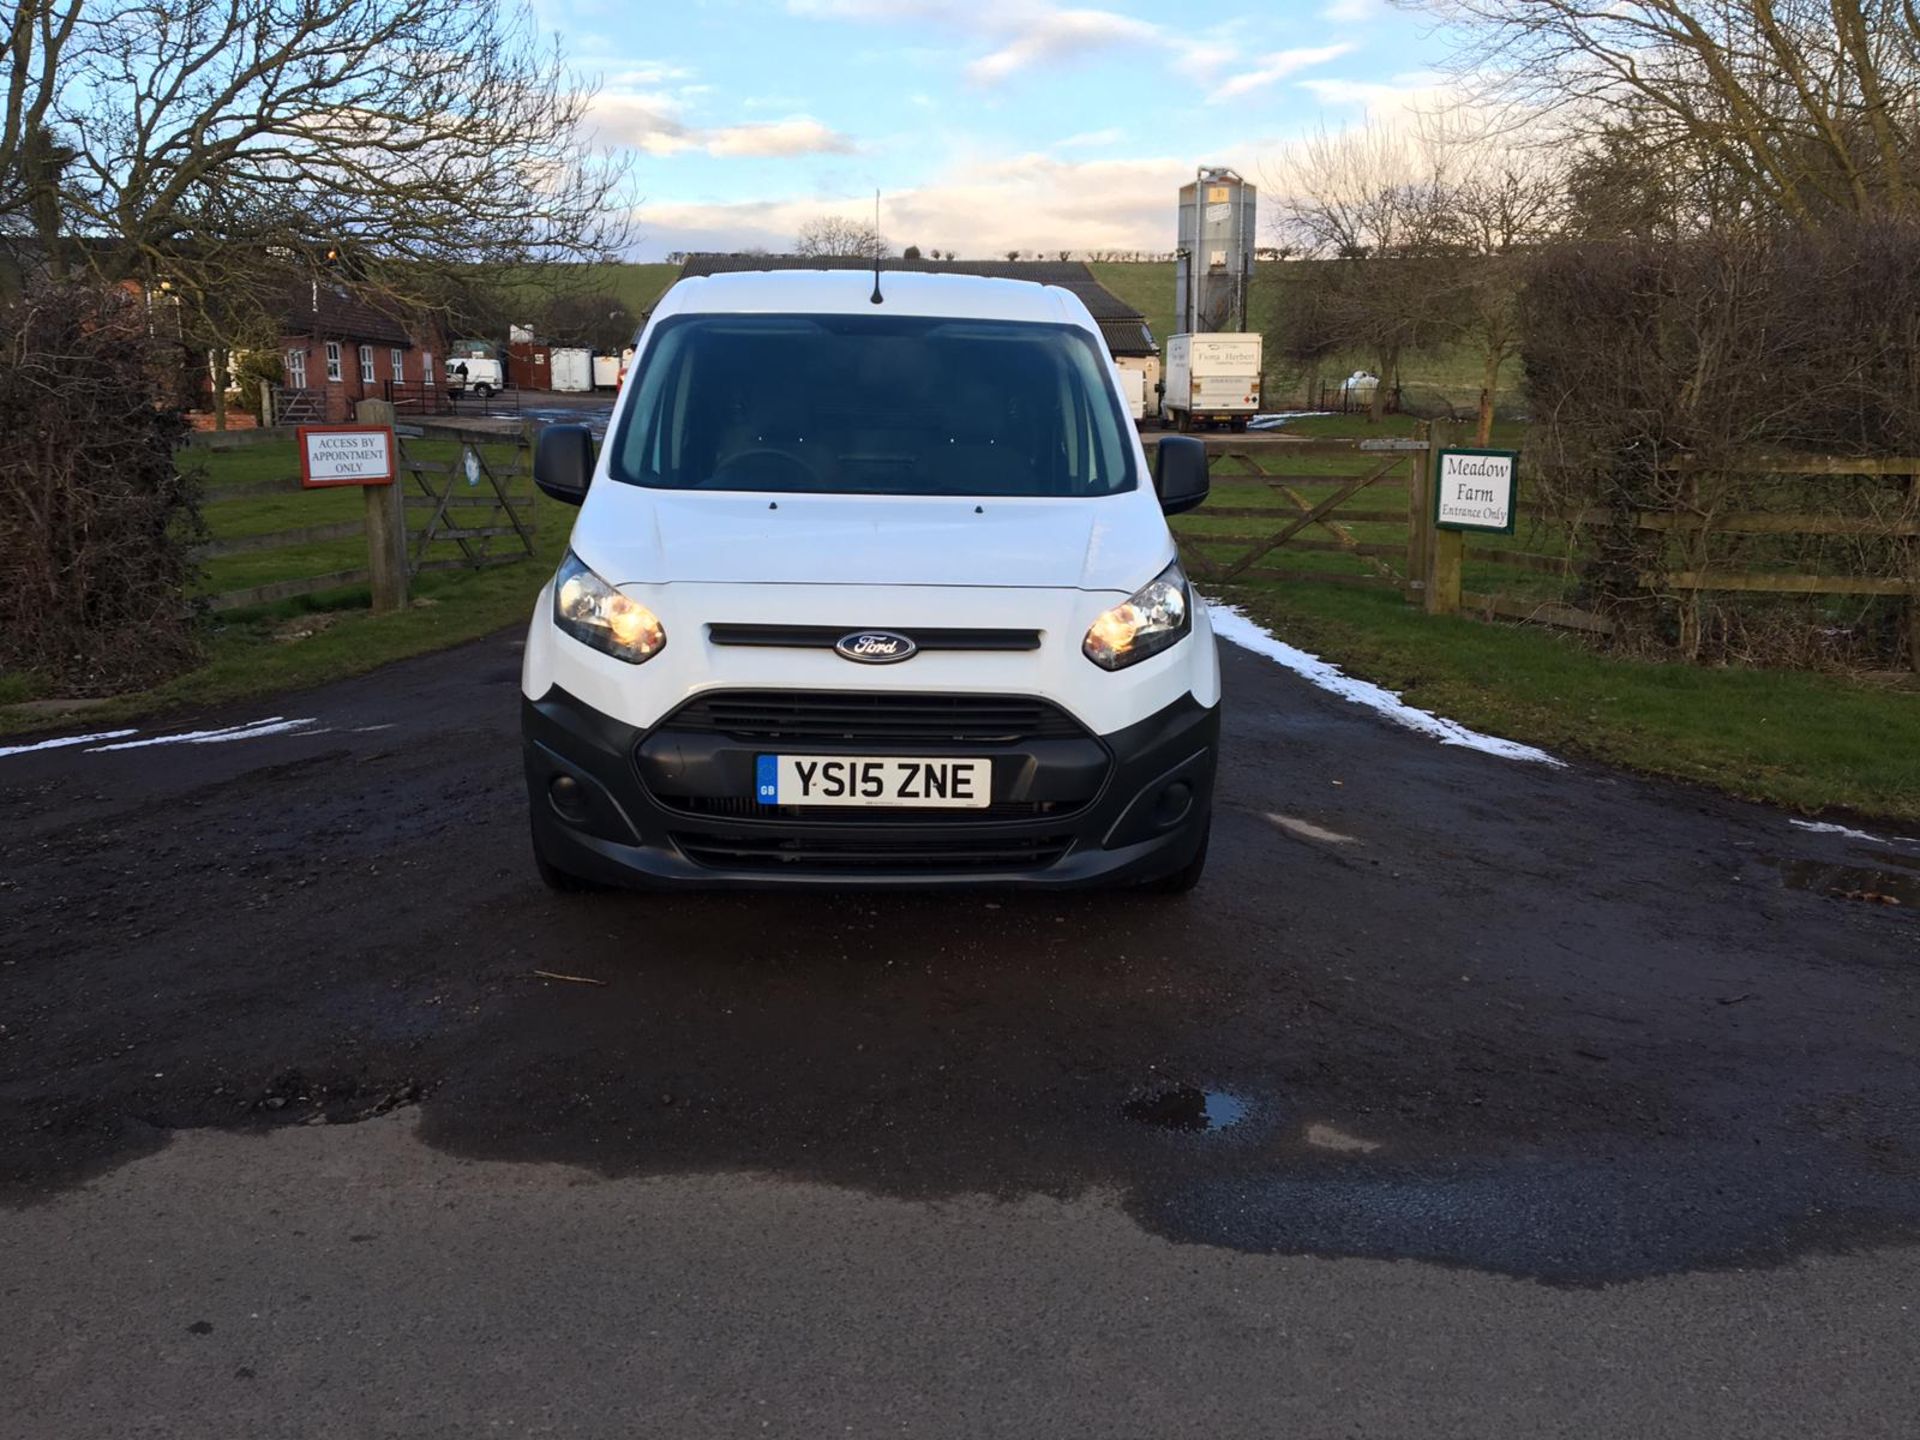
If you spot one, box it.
[504,259,1515,406]
[1094,259,1516,405]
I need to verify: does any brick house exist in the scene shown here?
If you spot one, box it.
[275,282,448,423]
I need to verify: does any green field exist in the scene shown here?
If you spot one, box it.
[1091,260,1518,409]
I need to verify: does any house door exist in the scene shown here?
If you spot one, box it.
[285,348,307,388]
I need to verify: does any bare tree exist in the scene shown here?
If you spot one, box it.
[1419,0,1920,222]
[794,216,890,259]
[0,3,83,288]
[2,0,633,316]
[1271,127,1467,419]
[1272,122,1568,432]
[1441,145,1568,440]
[539,292,637,350]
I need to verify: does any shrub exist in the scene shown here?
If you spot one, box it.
[0,284,204,693]
[233,349,284,424]
[1521,225,1920,665]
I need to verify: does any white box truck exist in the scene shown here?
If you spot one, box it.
[1162,333,1262,432]
[550,347,593,393]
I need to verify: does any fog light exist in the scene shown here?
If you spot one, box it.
[1153,780,1194,827]
[549,773,588,821]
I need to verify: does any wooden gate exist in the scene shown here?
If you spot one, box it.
[394,420,539,575]
[1167,433,1432,593]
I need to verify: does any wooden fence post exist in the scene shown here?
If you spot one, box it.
[354,397,409,615]
[1425,418,1463,616]
[1407,419,1433,605]
[260,380,276,429]
[1910,473,1920,674]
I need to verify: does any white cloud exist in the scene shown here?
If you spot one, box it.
[608,61,696,86]
[637,150,1199,258]
[786,0,1282,90]
[1053,127,1126,149]
[1297,70,1452,127]
[705,117,858,157]
[1216,43,1356,100]
[589,91,855,157]
[1319,0,1383,19]
[964,8,1159,84]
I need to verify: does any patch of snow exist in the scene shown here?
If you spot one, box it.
[1789,819,1918,847]
[1247,411,1332,431]
[0,728,139,759]
[1205,600,1565,767]
[84,716,321,751]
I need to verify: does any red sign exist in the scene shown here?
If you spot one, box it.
[299,425,396,488]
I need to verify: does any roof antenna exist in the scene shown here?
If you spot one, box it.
[870,188,884,305]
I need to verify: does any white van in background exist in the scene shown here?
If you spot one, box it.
[446,356,505,398]
[1162,333,1263,432]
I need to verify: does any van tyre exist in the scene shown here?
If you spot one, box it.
[473,382,494,399]
[532,826,606,894]
[1146,825,1209,895]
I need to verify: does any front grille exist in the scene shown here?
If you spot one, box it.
[708,624,1040,651]
[671,830,1075,872]
[663,691,1086,745]
[658,794,1072,823]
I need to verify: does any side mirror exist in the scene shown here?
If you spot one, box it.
[535,424,596,506]
[1154,436,1209,516]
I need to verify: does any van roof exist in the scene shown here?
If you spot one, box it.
[653,268,1099,330]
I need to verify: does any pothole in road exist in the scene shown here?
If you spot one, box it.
[1770,856,1919,908]
[1122,1086,1250,1133]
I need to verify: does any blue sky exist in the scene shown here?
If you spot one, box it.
[544,0,1440,259]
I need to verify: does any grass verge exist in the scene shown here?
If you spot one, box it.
[1216,579,1920,823]
[0,438,567,736]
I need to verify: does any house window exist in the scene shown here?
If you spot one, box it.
[285,348,307,389]
[324,341,342,382]
[359,344,375,384]
[391,348,405,383]
[422,352,434,386]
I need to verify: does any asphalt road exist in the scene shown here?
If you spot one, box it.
[2,622,1917,1437]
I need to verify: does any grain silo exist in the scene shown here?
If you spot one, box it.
[1174,166,1256,334]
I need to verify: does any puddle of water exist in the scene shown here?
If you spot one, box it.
[1122,1086,1250,1133]
[1854,846,1920,874]
[1770,856,1918,908]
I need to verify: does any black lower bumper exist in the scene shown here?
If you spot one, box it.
[522,686,1218,890]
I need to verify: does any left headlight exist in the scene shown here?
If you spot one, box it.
[1083,560,1190,671]
[552,550,666,664]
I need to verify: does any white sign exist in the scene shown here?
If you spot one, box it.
[299,426,395,487]
[1434,449,1517,533]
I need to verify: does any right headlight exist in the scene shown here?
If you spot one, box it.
[552,550,666,664]
[1083,560,1190,671]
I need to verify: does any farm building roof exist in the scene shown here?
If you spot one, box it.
[1096,318,1159,359]
[672,254,1157,355]
[277,281,414,347]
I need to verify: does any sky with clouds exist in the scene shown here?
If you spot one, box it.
[548,0,1440,260]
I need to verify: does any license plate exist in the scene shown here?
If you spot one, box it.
[756,755,991,808]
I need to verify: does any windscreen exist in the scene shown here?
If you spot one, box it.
[606,313,1137,498]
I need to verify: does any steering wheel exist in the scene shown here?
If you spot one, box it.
[711,447,820,488]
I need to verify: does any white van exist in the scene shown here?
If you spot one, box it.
[447,355,504,397]
[522,270,1220,892]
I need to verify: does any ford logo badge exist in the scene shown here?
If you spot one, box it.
[835,631,917,664]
